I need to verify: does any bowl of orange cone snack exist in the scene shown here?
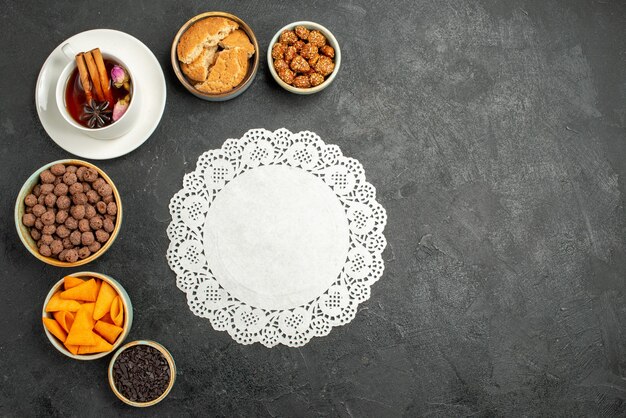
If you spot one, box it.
[42,271,132,360]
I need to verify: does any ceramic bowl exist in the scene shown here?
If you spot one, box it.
[108,340,176,407]
[15,159,122,267]
[171,11,259,101]
[268,21,341,95]
[42,271,133,360]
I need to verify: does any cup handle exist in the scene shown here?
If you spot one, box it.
[37,43,76,112]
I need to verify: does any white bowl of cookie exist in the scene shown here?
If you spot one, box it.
[171,12,259,101]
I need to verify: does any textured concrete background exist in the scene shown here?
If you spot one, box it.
[1,0,625,416]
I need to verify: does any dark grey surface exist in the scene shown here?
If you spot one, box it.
[1,0,625,416]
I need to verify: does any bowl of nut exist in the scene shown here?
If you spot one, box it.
[268,21,340,94]
[171,11,259,101]
[15,160,122,267]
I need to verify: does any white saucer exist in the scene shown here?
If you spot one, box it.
[35,29,166,160]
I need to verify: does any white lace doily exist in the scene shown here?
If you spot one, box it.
[167,128,387,347]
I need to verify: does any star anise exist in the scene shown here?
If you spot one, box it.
[81,99,112,128]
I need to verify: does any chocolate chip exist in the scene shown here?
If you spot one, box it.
[112,345,171,403]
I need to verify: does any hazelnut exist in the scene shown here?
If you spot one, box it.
[41,234,54,246]
[64,249,79,263]
[89,216,103,230]
[290,55,310,73]
[39,245,52,257]
[293,75,311,88]
[279,30,299,45]
[62,171,78,185]
[319,45,335,58]
[78,247,91,259]
[95,229,110,243]
[32,204,46,217]
[81,231,95,246]
[50,163,66,176]
[88,241,101,253]
[22,213,36,227]
[69,182,83,195]
[86,190,100,204]
[310,72,325,87]
[83,168,99,182]
[107,202,118,216]
[97,183,113,198]
[76,166,87,181]
[92,178,105,191]
[56,210,69,224]
[308,30,327,47]
[64,217,78,230]
[56,225,70,238]
[53,183,69,196]
[41,210,56,226]
[78,218,90,232]
[50,239,63,255]
[70,205,86,220]
[271,43,286,60]
[44,193,57,208]
[40,184,54,195]
[96,201,107,214]
[85,204,96,219]
[278,68,295,84]
[295,25,310,40]
[103,218,115,233]
[24,194,37,207]
[300,43,318,60]
[72,193,88,206]
[58,249,68,261]
[42,225,56,235]
[70,230,82,246]
[56,195,71,210]
[40,170,56,184]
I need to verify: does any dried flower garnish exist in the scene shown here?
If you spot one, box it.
[112,95,130,122]
[110,65,129,89]
[81,99,112,128]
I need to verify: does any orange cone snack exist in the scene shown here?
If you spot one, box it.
[77,333,114,354]
[53,311,75,333]
[110,296,124,327]
[45,292,81,312]
[93,281,116,320]
[42,317,67,342]
[63,276,85,290]
[65,303,97,346]
[60,278,99,302]
[94,320,123,344]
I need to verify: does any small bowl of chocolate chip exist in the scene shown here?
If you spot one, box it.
[108,340,176,407]
[15,159,122,267]
[268,21,341,94]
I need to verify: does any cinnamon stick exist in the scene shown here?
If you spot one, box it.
[75,53,93,104]
[83,51,105,102]
[90,48,114,105]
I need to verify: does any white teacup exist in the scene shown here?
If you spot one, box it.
[54,44,139,140]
